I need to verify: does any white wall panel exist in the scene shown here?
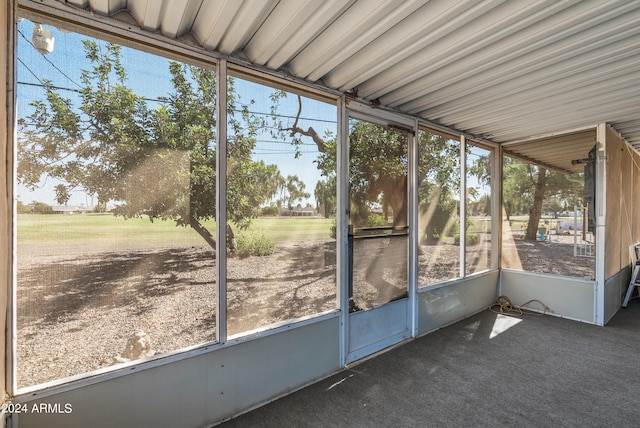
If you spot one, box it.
[418,271,499,335]
[501,270,595,323]
[605,267,630,323]
[14,317,341,428]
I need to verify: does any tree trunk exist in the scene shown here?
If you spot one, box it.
[381,175,408,228]
[188,214,217,254]
[187,217,237,254]
[525,167,547,240]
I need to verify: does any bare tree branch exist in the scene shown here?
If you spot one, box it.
[281,94,326,153]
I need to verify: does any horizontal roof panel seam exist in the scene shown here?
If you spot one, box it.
[450,76,640,133]
[347,0,578,97]
[425,54,640,124]
[374,1,640,106]
[325,0,512,90]
[265,0,359,70]
[394,32,640,113]
[287,0,399,78]
[26,0,640,150]
[301,0,432,81]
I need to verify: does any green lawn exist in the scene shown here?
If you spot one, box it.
[17,213,335,251]
[234,216,334,241]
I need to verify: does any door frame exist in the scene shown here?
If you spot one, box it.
[339,101,418,365]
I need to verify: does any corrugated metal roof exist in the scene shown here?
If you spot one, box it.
[503,129,597,174]
[22,0,640,164]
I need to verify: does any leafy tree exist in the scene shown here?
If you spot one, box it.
[31,201,53,214]
[16,200,30,214]
[502,155,583,240]
[502,156,535,221]
[525,166,548,240]
[470,194,491,216]
[315,175,336,218]
[542,196,562,219]
[282,175,310,214]
[293,119,410,227]
[417,132,462,240]
[18,40,281,251]
[348,121,409,226]
[260,205,279,216]
[271,95,464,235]
[54,184,70,206]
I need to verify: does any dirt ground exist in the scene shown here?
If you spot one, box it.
[502,233,595,279]
[17,235,594,387]
[17,241,337,387]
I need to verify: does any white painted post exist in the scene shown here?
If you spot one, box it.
[594,124,607,325]
[216,60,228,344]
[460,136,467,278]
[338,96,349,367]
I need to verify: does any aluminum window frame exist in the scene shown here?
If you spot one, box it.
[10,4,343,397]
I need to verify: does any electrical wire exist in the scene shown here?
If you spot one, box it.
[17,28,82,88]
[489,295,548,317]
[16,79,336,127]
[16,59,46,87]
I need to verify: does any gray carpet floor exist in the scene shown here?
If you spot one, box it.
[219,301,640,427]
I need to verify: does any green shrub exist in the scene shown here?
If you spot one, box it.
[31,201,53,214]
[366,214,387,227]
[236,232,276,256]
[330,215,386,239]
[421,232,440,244]
[260,205,279,216]
[454,233,479,246]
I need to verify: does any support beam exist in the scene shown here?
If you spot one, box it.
[3,0,13,400]
[460,135,467,278]
[338,96,349,367]
[595,123,607,325]
[216,59,228,343]
[408,117,419,337]
[493,144,502,270]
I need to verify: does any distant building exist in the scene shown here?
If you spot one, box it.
[51,205,95,214]
[281,208,317,217]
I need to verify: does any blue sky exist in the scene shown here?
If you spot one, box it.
[16,18,336,208]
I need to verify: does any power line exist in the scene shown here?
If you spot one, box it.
[18,79,79,93]
[255,139,317,146]
[17,24,337,126]
[16,78,337,126]
[253,150,319,155]
[240,109,336,124]
[17,80,165,104]
[16,60,46,87]
[17,28,83,88]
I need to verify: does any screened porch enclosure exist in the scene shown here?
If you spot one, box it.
[4,1,640,428]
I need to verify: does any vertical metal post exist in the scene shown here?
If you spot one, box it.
[338,97,349,366]
[574,205,579,256]
[496,143,503,295]
[6,0,17,396]
[595,123,607,325]
[492,144,501,270]
[408,118,419,337]
[348,225,353,306]
[460,135,467,278]
[216,60,228,344]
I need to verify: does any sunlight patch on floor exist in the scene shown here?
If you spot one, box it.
[489,314,522,339]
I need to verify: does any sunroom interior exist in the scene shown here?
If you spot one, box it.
[3,1,640,427]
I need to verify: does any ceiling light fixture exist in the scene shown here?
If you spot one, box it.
[32,23,55,54]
